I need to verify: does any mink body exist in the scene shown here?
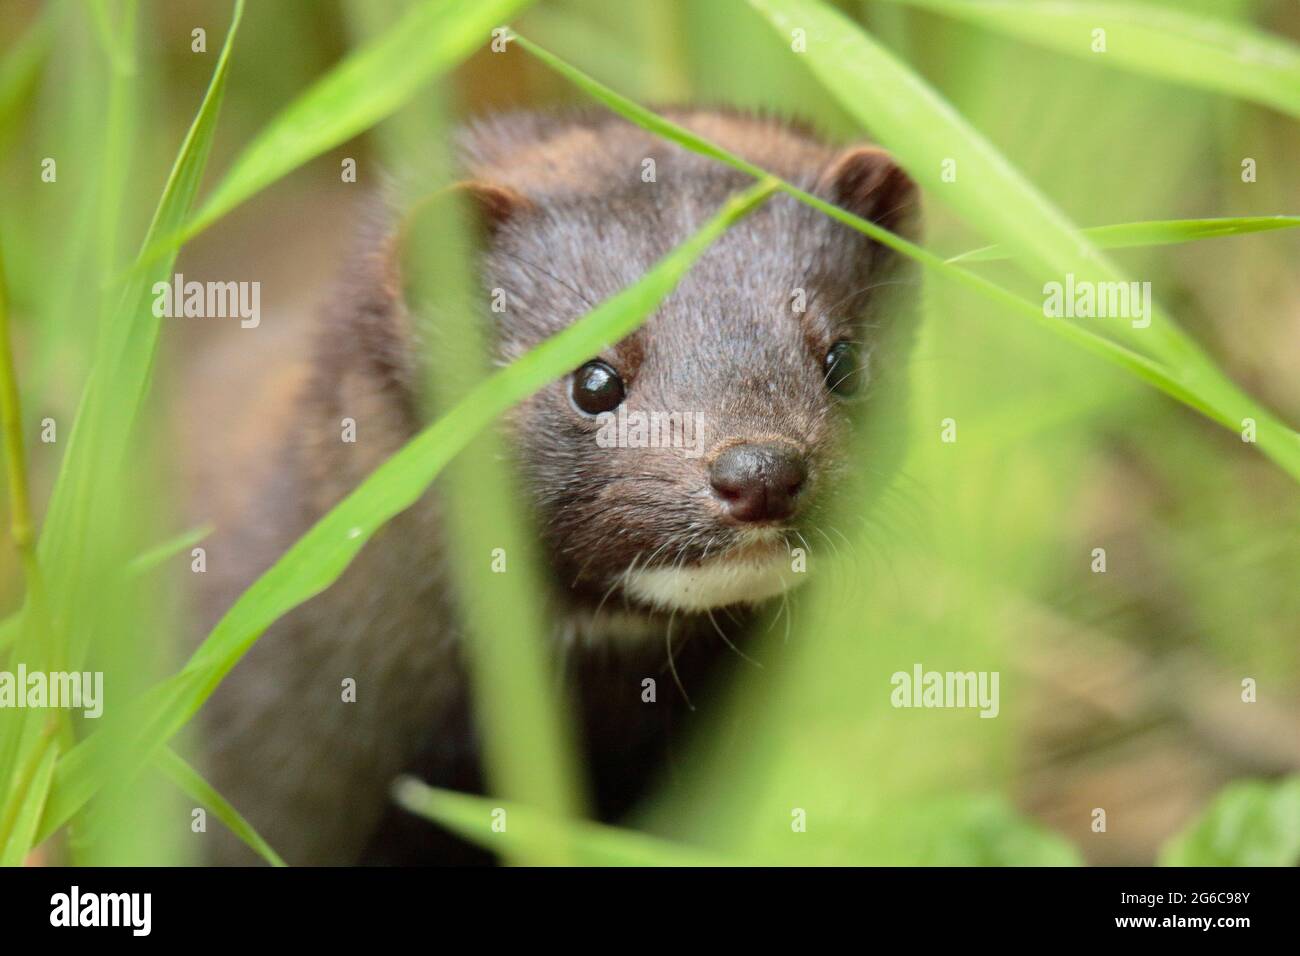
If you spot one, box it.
[193,109,920,865]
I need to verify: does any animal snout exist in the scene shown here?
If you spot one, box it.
[709,442,807,524]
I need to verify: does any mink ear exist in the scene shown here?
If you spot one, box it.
[391,179,533,305]
[448,179,534,237]
[814,146,919,239]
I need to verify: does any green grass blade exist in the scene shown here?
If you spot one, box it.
[0,733,58,866]
[154,746,286,867]
[0,1,59,135]
[398,94,583,858]
[512,31,1300,479]
[948,216,1300,264]
[179,0,533,245]
[392,777,736,866]
[37,672,196,844]
[124,525,213,577]
[36,180,776,842]
[877,0,1300,120]
[1160,776,1300,866]
[93,0,142,298]
[87,0,137,76]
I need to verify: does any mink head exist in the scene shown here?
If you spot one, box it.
[448,110,921,615]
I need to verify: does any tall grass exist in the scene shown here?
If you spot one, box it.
[1,0,1297,865]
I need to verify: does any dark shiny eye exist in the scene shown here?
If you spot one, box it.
[571,360,625,415]
[823,341,861,396]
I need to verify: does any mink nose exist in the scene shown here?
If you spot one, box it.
[709,443,807,523]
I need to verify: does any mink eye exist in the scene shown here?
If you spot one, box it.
[823,341,861,397]
[571,360,625,415]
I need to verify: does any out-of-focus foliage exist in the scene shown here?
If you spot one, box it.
[1160,776,1300,866]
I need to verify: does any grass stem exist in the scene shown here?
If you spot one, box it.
[0,246,44,608]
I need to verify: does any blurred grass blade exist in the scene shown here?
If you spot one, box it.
[877,0,1300,120]
[87,0,137,76]
[513,31,1300,479]
[0,1,58,134]
[125,525,213,577]
[179,0,533,245]
[398,94,582,857]
[1160,776,1300,866]
[0,196,50,843]
[949,216,1300,264]
[392,778,735,866]
[37,181,776,841]
[0,725,57,865]
[154,747,286,867]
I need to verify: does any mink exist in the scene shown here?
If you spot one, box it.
[192,108,921,865]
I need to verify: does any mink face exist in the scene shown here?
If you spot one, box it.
[460,110,920,615]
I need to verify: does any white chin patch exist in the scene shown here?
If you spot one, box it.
[622,547,804,614]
